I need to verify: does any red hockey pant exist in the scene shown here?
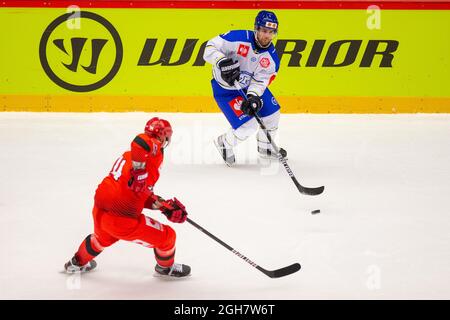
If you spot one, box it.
[74,205,176,268]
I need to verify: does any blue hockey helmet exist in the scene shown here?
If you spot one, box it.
[254,10,278,33]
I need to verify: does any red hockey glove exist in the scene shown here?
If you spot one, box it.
[160,198,188,223]
[127,168,148,193]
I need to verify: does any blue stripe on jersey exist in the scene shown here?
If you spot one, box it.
[268,48,280,72]
[219,30,251,43]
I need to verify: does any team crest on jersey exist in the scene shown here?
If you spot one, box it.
[237,44,250,57]
[144,216,162,231]
[260,58,270,68]
[228,96,245,118]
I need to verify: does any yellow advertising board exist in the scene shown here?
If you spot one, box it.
[1,7,449,112]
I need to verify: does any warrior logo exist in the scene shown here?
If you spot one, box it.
[39,11,123,92]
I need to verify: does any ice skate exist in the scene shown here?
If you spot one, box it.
[154,263,191,278]
[64,256,97,274]
[214,134,235,166]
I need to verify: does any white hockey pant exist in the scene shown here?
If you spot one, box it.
[222,111,280,153]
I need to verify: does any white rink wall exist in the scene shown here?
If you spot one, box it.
[0,112,449,299]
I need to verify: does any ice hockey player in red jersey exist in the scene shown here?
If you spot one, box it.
[64,117,191,278]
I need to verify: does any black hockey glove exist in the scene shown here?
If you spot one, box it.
[217,58,240,86]
[241,94,263,115]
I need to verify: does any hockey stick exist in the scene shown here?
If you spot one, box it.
[234,82,324,196]
[186,217,301,278]
[155,198,300,278]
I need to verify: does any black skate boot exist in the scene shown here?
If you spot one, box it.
[258,146,288,160]
[155,263,191,278]
[214,134,235,166]
[64,256,97,274]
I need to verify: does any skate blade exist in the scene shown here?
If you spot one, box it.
[258,153,288,161]
[60,265,97,274]
[60,268,96,275]
[153,272,192,280]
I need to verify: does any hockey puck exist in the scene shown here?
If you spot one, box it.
[311,209,320,214]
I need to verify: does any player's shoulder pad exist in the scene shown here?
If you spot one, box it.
[219,30,252,43]
[132,133,151,152]
[132,133,160,156]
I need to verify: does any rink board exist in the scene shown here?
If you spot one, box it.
[1,1,450,112]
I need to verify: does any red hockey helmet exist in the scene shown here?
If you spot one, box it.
[144,117,173,148]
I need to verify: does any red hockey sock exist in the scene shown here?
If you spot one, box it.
[154,247,175,268]
[74,234,104,266]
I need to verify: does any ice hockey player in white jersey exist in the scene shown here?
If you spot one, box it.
[204,10,287,166]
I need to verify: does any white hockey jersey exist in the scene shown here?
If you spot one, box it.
[203,30,280,97]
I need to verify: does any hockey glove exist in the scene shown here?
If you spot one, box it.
[241,94,263,115]
[217,58,240,86]
[128,168,148,193]
[160,198,188,223]
[144,193,164,210]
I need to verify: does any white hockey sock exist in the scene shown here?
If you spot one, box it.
[222,127,247,148]
[257,127,278,153]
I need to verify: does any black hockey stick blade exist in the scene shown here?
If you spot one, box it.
[295,181,325,196]
[187,217,301,279]
[283,158,325,196]
[257,263,301,278]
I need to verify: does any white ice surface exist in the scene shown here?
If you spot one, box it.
[0,112,449,299]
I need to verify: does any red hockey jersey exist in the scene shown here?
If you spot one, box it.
[94,133,163,217]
